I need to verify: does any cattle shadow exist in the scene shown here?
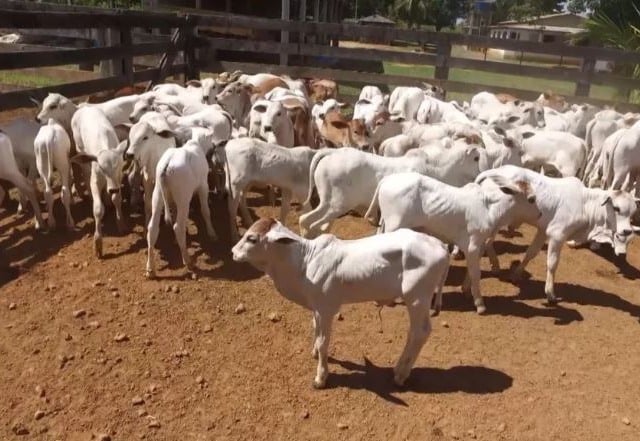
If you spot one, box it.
[590,245,640,280]
[441,290,583,325]
[326,357,513,406]
[491,240,530,255]
[515,277,640,322]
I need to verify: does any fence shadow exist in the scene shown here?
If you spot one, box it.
[326,357,513,406]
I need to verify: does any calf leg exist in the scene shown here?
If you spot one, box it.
[197,184,216,240]
[43,180,56,230]
[544,238,564,304]
[8,171,44,231]
[90,177,105,258]
[239,193,252,226]
[312,310,335,389]
[227,189,243,243]
[311,314,319,359]
[394,301,431,386]
[173,198,194,275]
[279,189,292,224]
[512,229,546,282]
[465,244,486,314]
[145,184,164,279]
[60,166,75,230]
[111,190,127,233]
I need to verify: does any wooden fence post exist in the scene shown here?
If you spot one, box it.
[434,36,451,98]
[120,26,134,84]
[183,16,199,81]
[280,0,290,66]
[575,57,595,97]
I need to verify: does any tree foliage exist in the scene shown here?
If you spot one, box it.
[392,0,467,30]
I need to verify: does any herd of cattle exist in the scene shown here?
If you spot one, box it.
[1,71,639,388]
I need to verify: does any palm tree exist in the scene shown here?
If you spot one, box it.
[577,4,640,102]
[393,0,428,29]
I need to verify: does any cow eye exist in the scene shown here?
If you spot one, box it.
[49,104,56,110]
[277,112,281,117]
[143,136,149,141]
[613,206,620,213]
[246,235,258,244]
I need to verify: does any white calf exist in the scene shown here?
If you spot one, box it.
[478,165,638,303]
[299,144,482,237]
[365,172,538,314]
[146,134,217,279]
[0,131,43,230]
[222,138,317,240]
[33,119,74,230]
[232,218,450,388]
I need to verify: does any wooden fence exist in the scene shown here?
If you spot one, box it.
[1,5,640,112]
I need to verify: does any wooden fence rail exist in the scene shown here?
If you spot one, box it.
[0,6,638,112]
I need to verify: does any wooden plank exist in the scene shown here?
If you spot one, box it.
[197,14,640,63]
[280,0,290,66]
[575,58,595,97]
[0,64,185,112]
[448,57,586,82]
[434,37,451,85]
[147,28,185,91]
[0,42,171,70]
[209,60,640,111]
[0,9,184,29]
[202,37,437,65]
[120,26,134,84]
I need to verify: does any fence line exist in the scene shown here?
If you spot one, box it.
[0,6,638,112]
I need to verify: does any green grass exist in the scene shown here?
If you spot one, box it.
[0,70,63,88]
[382,61,622,102]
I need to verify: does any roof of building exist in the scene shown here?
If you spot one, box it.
[498,12,586,25]
[358,14,395,25]
[490,23,584,34]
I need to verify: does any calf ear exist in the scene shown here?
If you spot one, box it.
[156,129,175,138]
[274,237,296,245]
[498,185,516,195]
[253,104,268,113]
[186,79,202,88]
[116,140,129,157]
[601,195,612,206]
[329,120,349,130]
[493,126,506,136]
[506,115,520,123]
[70,153,98,164]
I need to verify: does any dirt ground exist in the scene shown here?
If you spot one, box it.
[1,115,640,441]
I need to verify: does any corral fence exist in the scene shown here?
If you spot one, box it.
[1,3,640,112]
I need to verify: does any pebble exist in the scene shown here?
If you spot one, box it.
[203,324,213,333]
[147,417,161,428]
[89,321,101,329]
[137,409,148,417]
[234,303,246,314]
[8,302,17,310]
[35,385,45,397]
[72,309,86,318]
[34,410,45,420]
[92,281,105,287]
[268,312,281,323]
[442,321,450,328]
[300,409,310,419]
[64,333,72,341]
[164,285,172,293]
[622,417,630,425]
[497,423,506,432]
[114,333,129,342]
[337,422,348,430]
[171,285,180,294]
[97,434,111,441]
[12,422,29,435]
[196,375,205,385]
[560,371,567,377]
[131,396,145,406]
[467,429,476,439]
[336,313,344,321]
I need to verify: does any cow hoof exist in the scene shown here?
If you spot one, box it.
[145,270,156,280]
[430,308,441,317]
[476,304,487,315]
[546,297,559,306]
[94,238,103,258]
[312,378,326,389]
[393,372,408,387]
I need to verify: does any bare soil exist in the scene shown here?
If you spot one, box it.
[1,110,640,441]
